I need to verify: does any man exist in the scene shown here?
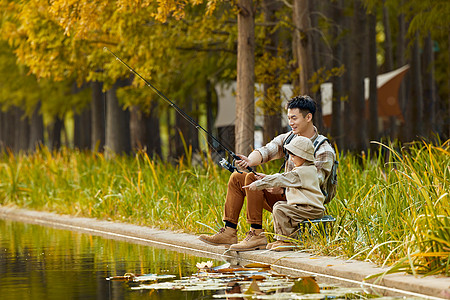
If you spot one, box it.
[198,95,335,251]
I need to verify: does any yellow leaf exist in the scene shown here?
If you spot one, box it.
[244,263,271,269]
[244,279,263,295]
[291,277,320,294]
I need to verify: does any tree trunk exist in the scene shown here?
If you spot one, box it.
[447,32,450,140]
[218,126,235,153]
[309,0,325,132]
[382,1,394,72]
[90,81,105,152]
[348,0,367,153]
[411,33,424,139]
[262,0,282,145]
[206,79,215,149]
[173,97,199,158]
[14,106,30,153]
[422,33,436,137]
[382,0,397,139]
[236,0,255,155]
[189,98,199,153]
[292,0,314,95]
[29,101,44,151]
[130,102,162,157]
[368,12,378,144]
[105,79,131,156]
[49,117,64,151]
[397,9,408,142]
[74,106,91,150]
[0,110,4,151]
[331,0,344,150]
[342,0,353,151]
[130,105,142,151]
[309,0,319,74]
[2,109,15,151]
[147,102,162,158]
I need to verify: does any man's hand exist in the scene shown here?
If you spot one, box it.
[235,154,251,171]
[234,151,263,171]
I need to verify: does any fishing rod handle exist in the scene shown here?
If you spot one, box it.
[231,153,256,174]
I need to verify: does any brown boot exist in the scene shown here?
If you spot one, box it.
[198,227,238,246]
[229,229,267,251]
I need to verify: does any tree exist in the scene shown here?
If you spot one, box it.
[258,0,286,145]
[236,0,255,155]
[348,0,367,153]
[330,0,345,150]
[368,10,378,144]
[90,81,105,151]
[292,0,314,96]
[105,78,131,156]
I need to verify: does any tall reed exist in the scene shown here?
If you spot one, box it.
[0,140,448,276]
[323,140,449,276]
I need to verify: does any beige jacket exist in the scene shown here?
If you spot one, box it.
[255,128,335,187]
[252,162,325,210]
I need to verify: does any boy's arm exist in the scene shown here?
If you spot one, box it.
[250,171,302,190]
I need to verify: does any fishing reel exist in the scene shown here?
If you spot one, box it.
[219,158,242,173]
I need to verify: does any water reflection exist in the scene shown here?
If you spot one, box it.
[0,219,217,300]
[0,218,420,300]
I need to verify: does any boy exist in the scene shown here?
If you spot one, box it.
[242,135,325,251]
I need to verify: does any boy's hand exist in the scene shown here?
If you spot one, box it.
[242,182,257,191]
[255,172,266,180]
[266,187,285,194]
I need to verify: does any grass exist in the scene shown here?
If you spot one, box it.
[0,140,448,276]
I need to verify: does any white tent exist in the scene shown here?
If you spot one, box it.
[215,65,410,128]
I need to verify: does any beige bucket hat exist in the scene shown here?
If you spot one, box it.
[284,136,315,162]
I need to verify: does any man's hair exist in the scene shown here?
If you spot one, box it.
[286,95,316,117]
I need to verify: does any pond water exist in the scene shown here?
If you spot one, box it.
[0,218,219,299]
[0,218,421,300]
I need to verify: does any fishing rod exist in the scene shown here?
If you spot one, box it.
[104,47,255,174]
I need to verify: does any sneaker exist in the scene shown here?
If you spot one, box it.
[266,241,277,250]
[198,227,238,246]
[270,240,296,252]
[229,229,267,251]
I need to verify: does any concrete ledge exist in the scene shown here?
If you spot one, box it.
[1,206,449,299]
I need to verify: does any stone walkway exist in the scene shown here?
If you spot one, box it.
[0,206,448,299]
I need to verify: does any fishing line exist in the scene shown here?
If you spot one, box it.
[104,47,255,174]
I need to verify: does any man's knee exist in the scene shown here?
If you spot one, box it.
[244,172,257,185]
[228,172,245,188]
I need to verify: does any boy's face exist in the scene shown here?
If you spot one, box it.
[290,154,306,167]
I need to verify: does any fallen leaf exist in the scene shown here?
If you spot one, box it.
[244,279,264,295]
[244,263,271,269]
[291,276,320,294]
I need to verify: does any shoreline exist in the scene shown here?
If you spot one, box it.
[0,205,448,299]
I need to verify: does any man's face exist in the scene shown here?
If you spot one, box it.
[287,108,311,135]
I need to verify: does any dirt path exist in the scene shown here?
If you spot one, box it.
[0,206,448,299]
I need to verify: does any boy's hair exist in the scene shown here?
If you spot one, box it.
[286,95,316,118]
[286,150,295,157]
